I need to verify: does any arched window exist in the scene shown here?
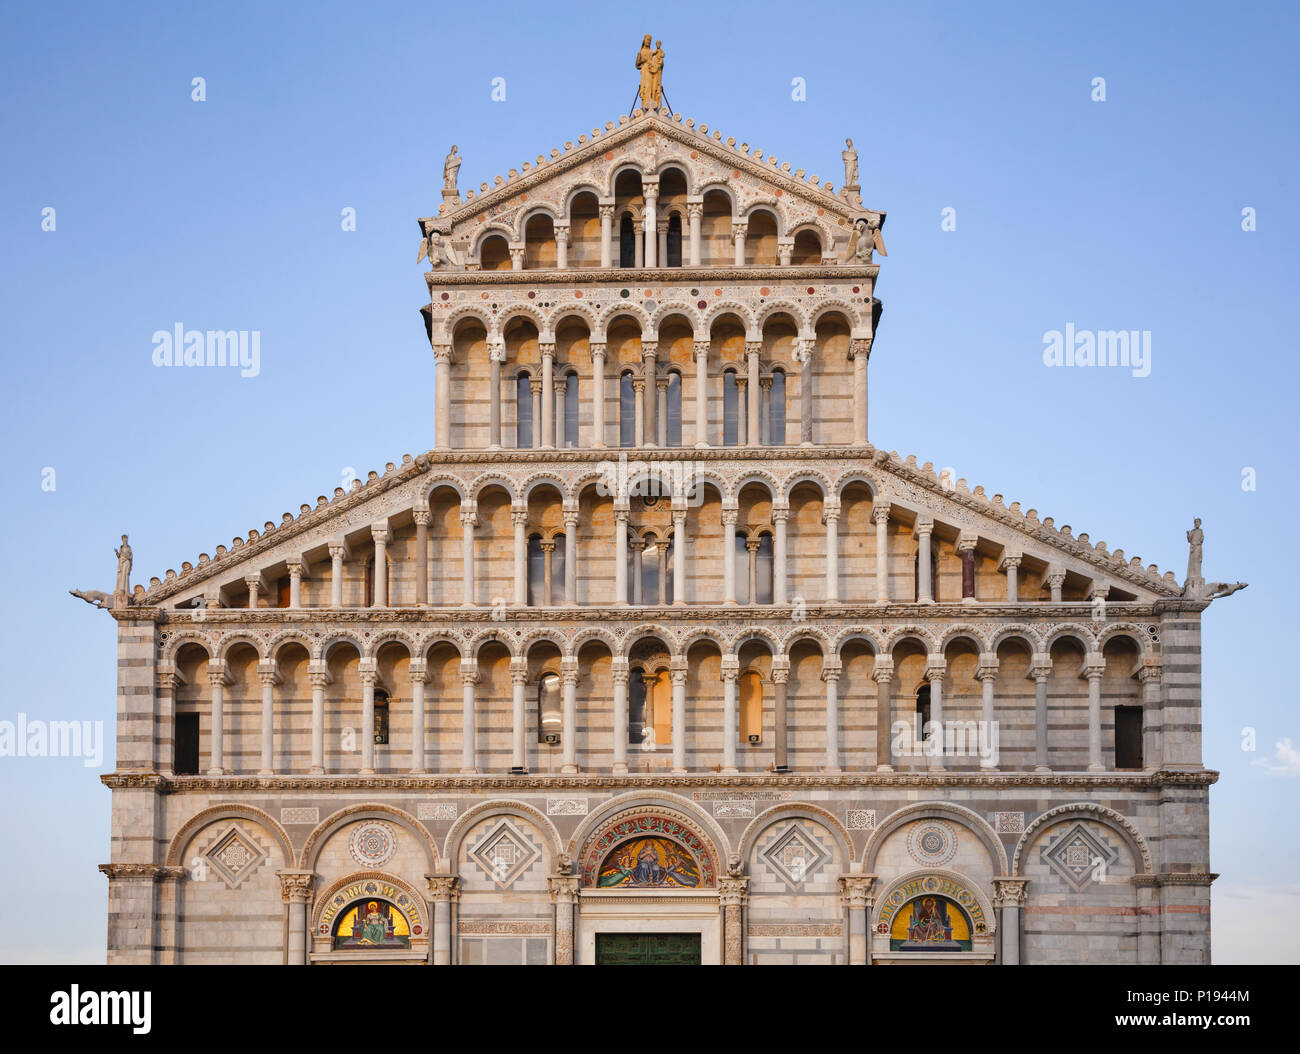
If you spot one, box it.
[769,369,786,445]
[628,667,647,746]
[666,371,682,447]
[740,670,763,745]
[619,214,636,268]
[722,370,739,446]
[619,372,635,448]
[373,688,390,745]
[516,373,533,448]
[756,532,774,605]
[667,213,683,267]
[538,673,561,745]
[563,373,579,447]
[527,534,545,605]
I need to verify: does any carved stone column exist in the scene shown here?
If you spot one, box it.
[721,653,740,773]
[732,219,747,267]
[693,341,710,447]
[539,539,555,606]
[434,344,452,449]
[308,663,328,774]
[993,878,1028,965]
[1084,654,1105,771]
[459,506,477,606]
[629,536,645,606]
[1030,654,1052,772]
[554,223,569,269]
[1046,565,1065,603]
[641,340,658,445]
[548,873,580,964]
[823,502,840,603]
[257,662,280,775]
[554,372,570,448]
[370,523,388,608]
[590,343,607,447]
[873,503,891,604]
[745,341,761,446]
[772,505,789,606]
[735,374,748,446]
[511,507,528,606]
[488,340,504,449]
[427,875,459,965]
[656,376,670,447]
[839,875,874,965]
[719,876,749,965]
[771,658,790,772]
[873,658,894,771]
[822,657,842,773]
[759,375,773,445]
[598,203,614,268]
[409,659,428,773]
[687,200,703,265]
[632,374,646,447]
[1000,551,1021,603]
[746,536,760,604]
[510,657,528,774]
[614,506,629,605]
[642,179,658,268]
[359,660,377,774]
[925,661,946,771]
[277,870,315,966]
[540,342,555,448]
[460,660,478,773]
[671,658,688,773]
[561,657,580,773]
[245,573,262,609]
[976,654,999,770]
[328,542,347,608]
[207,662,229,775]
[529,377,542,448]
[914,517,934,603]
[957,531,977,603]
[413,508,430,606]
[611,658,630,774]
[798,339,814,445]
[563,507,579,604]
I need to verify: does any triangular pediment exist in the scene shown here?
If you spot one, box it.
[420,108,882,264]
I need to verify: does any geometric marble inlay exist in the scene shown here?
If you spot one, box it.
[204,825,266,889]
[760,823,827,888]
[994,812,1024,835]
[847,810,876,831]
[905,820,958,868]
[470,821,540,888]
[348,821,398,868]
[1040,822,1119,892]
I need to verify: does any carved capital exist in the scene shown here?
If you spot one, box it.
[276,869,315,904]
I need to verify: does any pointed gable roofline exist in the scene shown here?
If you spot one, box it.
[420,106,884,236]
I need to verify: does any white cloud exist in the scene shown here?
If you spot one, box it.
[1250,737,1300,776]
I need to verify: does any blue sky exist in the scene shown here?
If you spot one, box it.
[0,0,1296,963]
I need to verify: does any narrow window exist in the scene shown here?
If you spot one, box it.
[516,374,533,448]
[666,372,682,447]
[174,712,199,775]
[373,689,390,745]
[769,369,786,445]
[564,373,579,447]
[619,214,635,268]
[740,670,763,744]
[538,673,562,745]
[619,372,635,448]
[527,535,545,606]
[723,371,738,446]
[915,685,932,741]
[1115,705,1143,769]
[667,214,683,267]
[628,667,647,746]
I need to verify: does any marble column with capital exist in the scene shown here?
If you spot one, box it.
[409,659,428,773]
[359,661,377,774]
[914,518,934,603]
[693,341,710,447]
[277,870,315,966]
[612,658,630,774]
[976,655,999,770]
[822,658,842,772]
[719,876,749,965]
[643,180,659,267]
[687,202,703,266]
[641,341,658,445]
[512,508,528,606]
[1085,656,1105,770]
[722,508,738,604]
[926,663,946,770]
[598,204,614,268]
[772,506,789,606]
[434,345,453,449]
[510,658,529,773]
[798,340,815,445]
[721,655,740,772]
[460,661,479,773]
[427,875,459,965]
[459,506,477,606]
[540,342,555,448]
[370,524,388,608]
[308,664,329,774]
[488,341,504,448]
[671,659,688,773]
[873,503,891,604]
[548,874,579,964]
[850,337,871,444]
[771,659,790,772]
[328,543,347,608]
[561,659,580,772]
[207,663,228,775]
[839,875,875,965]
[823,504,840,603]
[563,507,579,604]
[672,510,687,606]
[1030,655,1052,772]
[873,659,894,771]
[257,662,280,775]
[994,879,1028,965]
[590,343,607,447]
[614,507,629,605]
[745,342,761,447]
[413,508,430,606]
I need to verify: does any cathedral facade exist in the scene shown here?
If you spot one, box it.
[98,86,1220,965]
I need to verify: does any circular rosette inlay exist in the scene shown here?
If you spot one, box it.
[905,820,958,868]
[349,821,398,868]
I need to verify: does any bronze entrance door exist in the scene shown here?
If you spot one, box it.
[595,933,702,965]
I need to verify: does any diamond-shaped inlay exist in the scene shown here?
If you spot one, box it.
[760,824,827,888]
[1040,822,1119,892]
[470,821,540,888]
[204,826,266,889]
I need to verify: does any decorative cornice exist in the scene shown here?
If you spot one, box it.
[101,769,1219,793]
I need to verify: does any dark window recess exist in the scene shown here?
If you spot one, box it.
[667,215,683,267]
[1114,705,1143,769]
[628,667,647,745]
[175,712,200,774]
[620,215,636,268]
[374,690,390,744]
[915,685,932,740]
